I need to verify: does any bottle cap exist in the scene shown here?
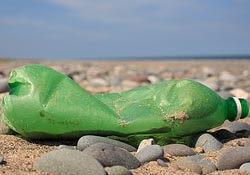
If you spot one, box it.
[232,97,242,120]
[231,97,249,120]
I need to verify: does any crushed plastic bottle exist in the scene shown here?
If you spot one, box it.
[1,64,249,146]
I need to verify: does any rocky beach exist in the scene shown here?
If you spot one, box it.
[0,59,250,175]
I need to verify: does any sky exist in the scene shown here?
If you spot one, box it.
[0,0,250,59]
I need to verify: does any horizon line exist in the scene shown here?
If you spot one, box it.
[1,54,250,61]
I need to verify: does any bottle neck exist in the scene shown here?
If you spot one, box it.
[226,97,249,121]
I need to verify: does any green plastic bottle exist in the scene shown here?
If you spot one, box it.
[1,64,249,146]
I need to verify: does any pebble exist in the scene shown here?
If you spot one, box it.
[137,138,154,153]
[208,120,250,137]
[34,149,106,175]
[175,159,202,174]
[219,71,236,82]
[244,139,250,147]
[105,166,132,175]
[224,121,250,133]
[110,77,122,86]
[230,88,250,99]
[202,67,214,77]
[186,155,205,162]
[0,79,9,93]
[157,159,168,167]
[162,144,195,156]
[0,118,12,135]
[135,145,164,163]
[217,147,250,170]
[83,143,140,169]
[0,156,4,164]
[147,75,159,84]
[240,163,250,171]
[91,78,109,86]
[58,145,76,150]
[221,83,235,91]
[129,75,149,83]
[195,133,223,152]
[122,80,139,89]
[77,135,136,152]
[186,155,217,174]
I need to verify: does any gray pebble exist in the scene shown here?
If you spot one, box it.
[105,166,132,175]
[83,143,140,169]
[135,145,164,163]
[245,139,250,147]
[137,138,154,153]
[195,133,223,152]
[240,163,250,171]
[200,160,217,174]
[0,156,4,164]
[186,155,205,162]
[147,75,159,84]
[77,135,136,152]
[157,159,168,167]
[202,67,214,77]
[221,84,235,91]
[0,79,9,93]
[162,144,195,156]
[217,147,250,170]
[0,116,13,134]
[226,121,250,133]
[34,149,106,175]
[186,155,217,174]
[175,159,202,174]
[58,145,76,150]
[215,121,250,134]
[110,77,122,86]
[219,71,236,82]
[91,78,109,86]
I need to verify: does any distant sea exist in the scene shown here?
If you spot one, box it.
[93,55,250,61]
[1,55,250,61]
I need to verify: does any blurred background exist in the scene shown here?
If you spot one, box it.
[0,2,250,174]
[0,0,250,99]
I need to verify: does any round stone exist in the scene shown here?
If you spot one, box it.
[34,149,106,175]
[0,116,13,134]
[217,147,250,170]
[240,163,250,171]
[77,135,136,152]
[245,139,250,147]
[0,156,4,164]
[0,79,9,93]
[83,143,140,169]
[135,145,164,163]
[105,166,132,175]
[186,155,217,174]
[175,159,202,174]
[157,159,168,167]
[58,145,76,150]
[227,121,250,133]
[195,133,223,152]
[137,138,154,153]
[162,144,195,156]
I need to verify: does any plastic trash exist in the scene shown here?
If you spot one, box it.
[1,64,249,146]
